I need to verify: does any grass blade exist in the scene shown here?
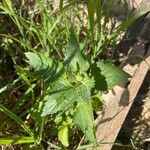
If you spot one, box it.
[0,104,34,137]
[0,136,35,145]
[115,9,150,35]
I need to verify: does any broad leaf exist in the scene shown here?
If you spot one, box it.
[25,52,64,85]
[49,78,72,94]
[97,62,130,90]
[76,75,95,101]
[74,101,96,145]
[41,86,78,116]
[42,76,94,116]
[64,31,89,72]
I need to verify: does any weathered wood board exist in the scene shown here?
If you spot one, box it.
[87,1,150,149]
[93,44,150,150]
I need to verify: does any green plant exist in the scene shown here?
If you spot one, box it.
[0,0,150,149]
[23,31,130,147]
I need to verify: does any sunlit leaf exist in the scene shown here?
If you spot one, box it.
[74,101,96,145]
[97,61,130,90]
[42,76,94,116]
[25,52,64,85]
[64,31,89,72]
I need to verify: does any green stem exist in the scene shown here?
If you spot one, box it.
[37,81,46,143]
[76,142,133,149]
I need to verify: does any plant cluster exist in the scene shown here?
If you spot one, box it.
[0,0,149,149]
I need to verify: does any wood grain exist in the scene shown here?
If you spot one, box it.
[90,45,150,150]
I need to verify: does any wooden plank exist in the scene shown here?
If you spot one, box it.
[92,45,150,150]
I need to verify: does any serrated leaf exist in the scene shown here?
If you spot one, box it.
[41,87,78,116]
[64,31,89,72]
[42,76,94,116]
[49,78,72,94]
[58,125,69,147]
[77,75,95,101]
[97,62,130,90]
[25,52,64,85]
[74,101,96,145]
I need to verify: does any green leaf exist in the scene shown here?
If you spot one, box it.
[0,136,35,145]
[74,101,96,145]
[76,75,95,101]
[42,75,94,116]
[30,100,45,143]
[25,52,64,85]
[42,86,78,116]
[2,0,14,12]
[87,0,96,30]
[58,125,69,147]
[64,31,89,72]
[49,78,72,94]
[97,62,130,90]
